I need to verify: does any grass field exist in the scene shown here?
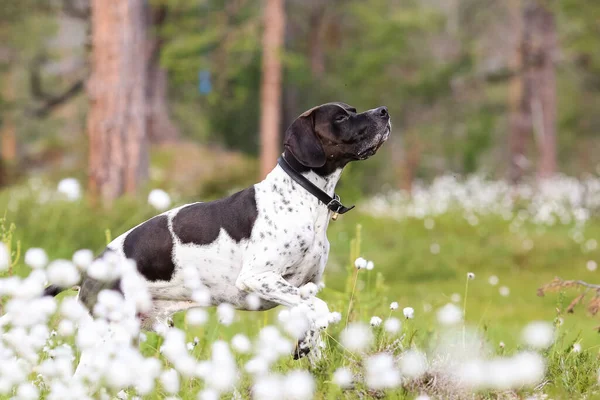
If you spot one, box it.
[1,176,600,399]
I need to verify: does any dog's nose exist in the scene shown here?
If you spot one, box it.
[376,106,389,119]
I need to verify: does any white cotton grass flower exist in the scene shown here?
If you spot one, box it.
[365,352,401,389]
[72,249,94,270]
[253,374,283,400]
[499,286,510,297]
[282,370,315,400]
[467,272,475,280]
[522,321,555,349]
[340,323,373,352]
[0,244,10,273]
[148,189,171,211]
[488,275,499,285]
[246,293,261,310]
[390,301,399,310]
[24,247,48,269]
[231,334,251,354]
[354,257,367,270]
[384,317,401,334]
[299,282,318,299]
[424,218,435,230]
[217,303,235,326]
[366,260,374,270]
[46,259,80,287]
[399,349,428,379]
[16,383,39,400]
[159,368,180,394]
[57,178,81,201]
[573,343,582,353]
[370,316,382,327]
[430,243,440,254]
[451,293,461,303]
[198,389,219,400]
[329,311,342,324]
[186,308,208,326]
[437,303,463,325]
[332,367,353,388]
[415,395,431,400]
[403,307,415,319]
[585,239,598,252]
[587,260,598,272]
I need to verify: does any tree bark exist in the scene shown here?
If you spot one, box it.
[259,0,285,179]
[508,0,531,184]
[526,0,557,179]
[146,4,179,144]
[308,4,326,79]
[1,68,17,165]
[87,0,148,204]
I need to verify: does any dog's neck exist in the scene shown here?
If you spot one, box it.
[281,150,343,196]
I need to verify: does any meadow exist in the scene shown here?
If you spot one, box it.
[1,175,600,399]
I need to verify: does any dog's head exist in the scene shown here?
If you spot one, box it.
[284,102,391,175]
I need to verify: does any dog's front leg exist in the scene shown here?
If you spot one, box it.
[236,265,330,359]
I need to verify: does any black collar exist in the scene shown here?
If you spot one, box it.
[277,155,355,216]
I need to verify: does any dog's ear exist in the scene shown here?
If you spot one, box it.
[283,108,326,168]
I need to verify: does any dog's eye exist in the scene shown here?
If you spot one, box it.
[335,114,348,123]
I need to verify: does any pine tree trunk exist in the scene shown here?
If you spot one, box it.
[508,0,531,184]
[146,4,179,144]
[1,68,17,165]
[259,0,285,179]
[527,1,557,179]
[87,0,148,204]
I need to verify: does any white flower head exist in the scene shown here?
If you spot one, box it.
[403,307,414,319]
[0,242,9,272]
[57,178,81,201]
[437,303,463,325]
[217,303,235,326]
[390,301,399,310]
[365,353,401,389]
[148,189,171,211]
[488,275,499,285]
[573,343,582,353]
[366,260,374,270]
[467,272,475,280]
[283,370,314,400]
[24,248,48,269]
[245,293,261,310]
[299,282,318,299]
[332,367,353,388]
[46,259,80,287]
[328,311,342,324]
[354,257,367,270]
[231,334,251,354]
[399,349,427,378]
[587,260,598,272]
[340,323,373,352]
[186,308,208,326]
[370,316,382,327]
[72,249,94,270]
[499,286,511,297]
[384,317,401,334]
[522,321,555,349]
[159,368,180,394]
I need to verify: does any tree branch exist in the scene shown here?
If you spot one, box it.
[28,55,85,118]
[62,0,90,20]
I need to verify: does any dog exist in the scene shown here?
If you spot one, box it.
[46,102,391,358]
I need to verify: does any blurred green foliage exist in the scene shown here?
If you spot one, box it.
[1,0,599,195]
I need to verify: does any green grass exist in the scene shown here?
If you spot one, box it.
[2,186,600,399]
